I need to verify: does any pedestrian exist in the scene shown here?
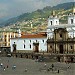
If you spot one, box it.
[51,64,54,68]
[7,65,8,68]
[47,68,50,71]
[3,67,5,71]
[0,63,3,67]
[58,69,59,73]
[51,64,54,71]
[44,63,47,67]
[25,68,27,72]
[68,65,70,69]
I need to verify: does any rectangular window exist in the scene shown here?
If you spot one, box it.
[71,19,73,24]
[5,35,7,37]
[5,39,6,42]
[50,46,52,48]
[42,40,44,43]
[71,46,73,49]
[24,44,25,48]
[30,45,31,48]
[24,40,25,43]
[11,35,12,38]
[30,40,31,43]
[56,21,57,24]
[36,40,37,42]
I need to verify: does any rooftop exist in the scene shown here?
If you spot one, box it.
[21,32,47,38]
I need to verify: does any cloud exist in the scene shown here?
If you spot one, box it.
[0,0,74,20]
[37,0,74,6]
[0,0,49,19]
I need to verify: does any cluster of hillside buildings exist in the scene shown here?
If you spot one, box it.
[0,7,75,54]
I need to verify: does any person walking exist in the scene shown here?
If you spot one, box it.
[51,64,54,71]
[0,63,3,67]
[58,69,59,73]
[3,67,5,71]
[7,65,8,68]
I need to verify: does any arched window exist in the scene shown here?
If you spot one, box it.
[51,21,52,25]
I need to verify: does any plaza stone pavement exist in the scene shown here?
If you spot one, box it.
[0,57,75,75]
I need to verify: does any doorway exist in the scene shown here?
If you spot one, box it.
[57,56,60,62]
[71,57,74,63]
[13,42,16,52]
[59,45,63,54]
[35,45,39,52]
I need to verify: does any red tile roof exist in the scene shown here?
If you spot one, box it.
[21,32,47,38]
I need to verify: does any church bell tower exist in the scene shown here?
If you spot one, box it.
[47,11,59,39]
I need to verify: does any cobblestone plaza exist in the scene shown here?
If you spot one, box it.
[0,57,75,75]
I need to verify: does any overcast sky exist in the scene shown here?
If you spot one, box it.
[0,0,74,20]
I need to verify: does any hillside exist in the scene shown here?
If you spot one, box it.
[0,2,75,33]
[0,2,74,26]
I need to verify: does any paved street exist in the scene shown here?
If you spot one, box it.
[0,57,75,75]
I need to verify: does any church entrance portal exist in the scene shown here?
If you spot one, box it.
[59,45,63,54]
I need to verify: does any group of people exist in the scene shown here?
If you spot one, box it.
[43,63,60,73]
[0,60,16,71]
[0,63,7,71]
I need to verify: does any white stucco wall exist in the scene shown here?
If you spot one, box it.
[48,17,59,26]
[10,38,47,52]
[68,15,75,24]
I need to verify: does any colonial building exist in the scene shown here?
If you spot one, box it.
[0,31,19,53]
[10,32,47,53]
[2,32,19,47]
